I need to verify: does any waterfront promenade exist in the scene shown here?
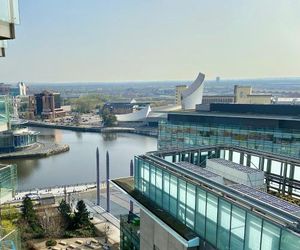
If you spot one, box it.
[27,120,158,137]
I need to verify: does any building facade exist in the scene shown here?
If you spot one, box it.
[234,85,272,104]
[35,91,65,119]
[113,145,300,250]
[0,164,21,249]
[0,95,38,152]
[158,104,300,159]
[202,95,234,105]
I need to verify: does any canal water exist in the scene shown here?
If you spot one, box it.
[0,127,157,191]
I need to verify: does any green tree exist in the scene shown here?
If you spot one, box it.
[58,199,72,228]
[102,109,117,126]
[20,197,44,238]
[74,200,90,228]
[22,197,37,224]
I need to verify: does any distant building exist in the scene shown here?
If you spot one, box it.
[0,96,38,153]
[175,85,188,106]
[272,97,300,105]
[0,82,27,97]
[35,91,65,119]
[234,85,272,104]
[202,95,234,104]
[0,83,11,95]
[102,99,151,122]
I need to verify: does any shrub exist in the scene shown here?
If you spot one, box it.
[46,239,57,247]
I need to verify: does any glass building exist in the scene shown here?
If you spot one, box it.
[158,104,300,159]
[0,164,21,249]
[0,95,38,153]
[113,145,300,250]
[0,164,17,203]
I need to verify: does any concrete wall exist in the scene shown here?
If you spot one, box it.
[140,209,189,250]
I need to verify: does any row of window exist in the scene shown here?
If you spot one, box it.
[158,122,300,158]
[134,157,300,250]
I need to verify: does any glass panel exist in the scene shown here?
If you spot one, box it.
[186,183,196,229]
[244,213,262,250]
[217,199,231,250]
[280,230,300,250]
[169,175,178,217]
[155,168,162,206]
[177,179,186,223]
[261,221,280,250]
[195,187,206,238]
[206,193,218,245]
[162,172,170,211]
[230,206,245,250]
[150,165,156,201]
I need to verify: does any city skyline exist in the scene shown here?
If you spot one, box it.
[0,0,300,83]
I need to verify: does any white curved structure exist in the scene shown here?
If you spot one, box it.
[116,105,151,122]
[181,72,205,110]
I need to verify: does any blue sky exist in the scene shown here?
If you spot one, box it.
[1,0,300,82]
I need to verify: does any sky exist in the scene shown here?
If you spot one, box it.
[0,0,300,83]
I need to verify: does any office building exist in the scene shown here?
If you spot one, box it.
[35,90,65,119]
[158,103,300,159]
[113,145,300,250]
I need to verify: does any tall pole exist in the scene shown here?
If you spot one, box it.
[129,160,134,213]
[106,151,110,212]
[96,147,100,206]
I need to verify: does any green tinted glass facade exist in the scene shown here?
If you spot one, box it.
[0,96,10,127]
[158,120,300,159]
[120,214,140,250]
[134,156,300,250]
[0,230,21,250]
[0,164,17,203]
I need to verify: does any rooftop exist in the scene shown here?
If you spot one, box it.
[208,158,262,174]
[167,110,300,122]
[112,177,199,244]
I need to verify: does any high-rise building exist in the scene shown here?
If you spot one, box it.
[113,145,300,250]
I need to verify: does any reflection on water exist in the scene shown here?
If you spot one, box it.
[102,132,117,141]
[0,127,157,191]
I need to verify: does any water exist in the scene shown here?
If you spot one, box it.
[0,127,157,191]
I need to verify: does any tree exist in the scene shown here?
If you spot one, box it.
[74,200,90,228]
[20,197,44,239]
[102,109,117,126]
[22,197,37,224]
[58,199,72,228]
